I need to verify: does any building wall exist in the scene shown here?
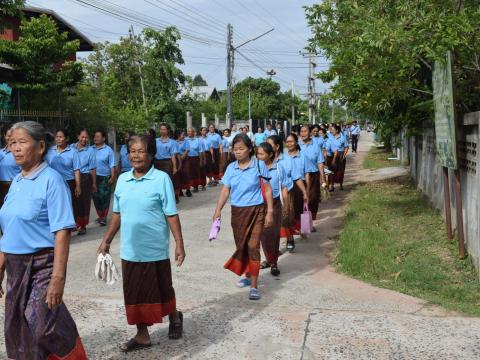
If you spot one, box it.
[406,112,480,272]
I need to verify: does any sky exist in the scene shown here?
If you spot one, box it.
[26,0,329,95]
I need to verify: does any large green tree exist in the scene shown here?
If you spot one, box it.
[1,0,25,31]
[305,1,480,139]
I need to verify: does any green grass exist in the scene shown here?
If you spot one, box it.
[336,178,480,316]
[363,147,401,169]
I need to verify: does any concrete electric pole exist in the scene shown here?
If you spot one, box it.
[226,24,234,128]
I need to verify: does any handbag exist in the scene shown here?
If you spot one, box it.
[209,217,221,241]
[95,253,120,285]
[301,203,313,234]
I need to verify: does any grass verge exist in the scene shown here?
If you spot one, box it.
[336,177,480,316]
[363,147,401,169]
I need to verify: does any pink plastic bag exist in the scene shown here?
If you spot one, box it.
[209,217,221,241]
[301,204,312,234]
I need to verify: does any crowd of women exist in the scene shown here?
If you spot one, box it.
[0,119,354,358]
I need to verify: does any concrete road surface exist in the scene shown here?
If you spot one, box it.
[1,133,480,359]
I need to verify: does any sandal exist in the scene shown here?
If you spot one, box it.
[168,311,183,340]
[260,261,271,269]
[270,265,280,276]
[119,338,151,353]
[287,239,295,252]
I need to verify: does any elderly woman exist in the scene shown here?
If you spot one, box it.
[0,128,21,207]
[98,134,186,353]
[0,121,87,359]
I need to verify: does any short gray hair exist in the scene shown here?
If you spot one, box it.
[11,121,48,156]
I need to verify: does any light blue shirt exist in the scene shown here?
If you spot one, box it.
[155,138,177,160]
[330,135,349,152]
[287,151,306,180]
[176,140,189,155]
[300,140,325,173]
[45,146,80,181]
[276,153,294,191]
[0,149,20,181]
[221,138,230,153]
[186,137,202,157]
[207,132,222,149]
[119,144,131,173]
[254,133,267,145]
[73,144,96,174]
[221,158,269,207]
[266,162,288,199]
[327,132,334,139]
[313,136,327,150]
[200,137,211,152]
[264,129,277,137]
[113,167,178,262]
[93,144,115,177]
[325,139,333,157]
[0,163,75,254]
[351,125,361,136]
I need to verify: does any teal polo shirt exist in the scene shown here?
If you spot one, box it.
[113,167,178,262]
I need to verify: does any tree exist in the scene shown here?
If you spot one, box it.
[305,1,480,139]
[0,0,25,32]
[192,74,208,86]
[0,14,83,109]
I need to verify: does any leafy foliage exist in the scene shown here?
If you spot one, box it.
[192,74,208,86]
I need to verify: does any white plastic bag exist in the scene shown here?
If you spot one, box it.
[95,253,120,285]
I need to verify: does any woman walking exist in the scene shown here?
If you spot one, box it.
[199,127,210,190]
[0,121,87,359]
[256,142,289,276]
[213,134,274,300]
[269,135,308,252]
[186,127,202,193]
[117,131,133,174]
[154,124,178,183]
[72,129,97,235]
[92,130,115,226]
[175,130,191,197]
[45,129,81,216]
[98,134,185,353]
[299,125,326,225]
[219,128,231,178]
[327,124,350,191]
[0,128,21,207]
[207,124,222,185]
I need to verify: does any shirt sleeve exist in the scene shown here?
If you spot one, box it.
[317,148,325,164]
[72,151,81,171]
[159,174,178,216]
[47,174,76,233]
[88,149,96,170]
[109,148,116,168]
[113,188,120,213]
[258,160,269,179]
[221,163,232,187]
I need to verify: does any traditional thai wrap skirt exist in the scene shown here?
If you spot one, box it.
[289,182,305,234]
[261,198,282,265]
[209,148,221,180]
[219,152,230,178]
[179,157,191,191]
[92,175,111,220]
[306,171,320,221]
[224,204,265,277]
[75,173,92,229]
[172,156,181,197]
[0,181,12,208]
[200,152,208,187]
[280,189,295,238]
[4,249,87,360]
[122,259,176,326]
[187,156,201,188]
[329,151,346,184]
[154,159,174,181]
[66,180,78,221]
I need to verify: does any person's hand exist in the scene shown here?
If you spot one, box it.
[175,244,186,267]
[108,177,115,186]
[46,275,65,309]
[282,205,290,219]
[92,184,98,193]
[0,268,5,299]
[321,182,328,189]
[97,240,110,256]
[213,210,221,222]
[75,186,81,198]
[173,167,178,175]
[265,211,274,228]
[303,193,308,203]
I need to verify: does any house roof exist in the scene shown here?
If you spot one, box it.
[22,6,94,51]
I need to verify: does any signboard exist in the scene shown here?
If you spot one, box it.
[432,51,458,169]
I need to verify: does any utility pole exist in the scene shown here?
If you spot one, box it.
[248,91,252,122]
[226,24,234,128]
[129,25,148,116]
[307,53,316,124]
[291,80,295,125]
[226,25,274,128]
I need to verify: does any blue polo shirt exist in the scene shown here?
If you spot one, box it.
[0,149,20,181]
[327,132,334,139]
[0,163,75,254]
[200,137,211,152]
[119,144,131,173]
[186,137,202,157]
[73,144,96,174]
[313,136,327,150]
[330,135,349,152]
[93,144,115,177]
[155,138,177,160]
[325,139,333,157]
[176,140,189,155]
[254,133,267,145]
[300,140,325,173]
[287,151,306,180]
[266,162,289,199]
[221,158,269,207]
[276,154,294,191]
[113,167,177,262]
[264,129,277,137]
[45,146,81,181]
[207,132,222,149]
[351,125,361,135]
[221,138,230,153]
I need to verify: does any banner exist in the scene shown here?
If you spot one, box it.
[432,51,457,169]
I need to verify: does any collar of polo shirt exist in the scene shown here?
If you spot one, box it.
[125,166,155,182]
[18,162,48,181]
[233,158,256,170]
